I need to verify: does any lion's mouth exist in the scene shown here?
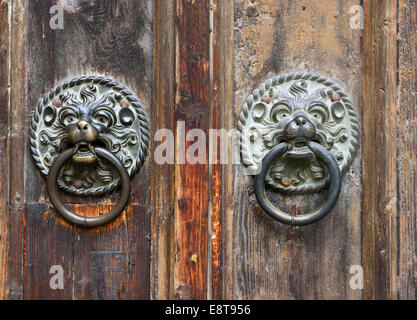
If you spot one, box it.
[72,142,98,164]
[283,140,314,160]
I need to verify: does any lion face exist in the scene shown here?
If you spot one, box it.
[261,80,341,160]
[31,79,149,196]
[53,84,136,165]
[239,74,359,193]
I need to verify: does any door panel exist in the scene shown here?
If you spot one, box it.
[24,0,152,299]
[232,0,362,299]
[0,0,416,300]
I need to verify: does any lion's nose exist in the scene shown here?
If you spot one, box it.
[69,120,99,144]
[283,116,316,139]
[76,120,90,131]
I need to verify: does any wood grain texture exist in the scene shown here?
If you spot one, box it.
[22,0,153,299]
[397,0,417,300]
[362,0,398,300]
[173,0,211,300]
[0,0,10,299]
[211,0,234,300]
[150,0,175,300]
[152,0,232,300]
[231,0,362,299]
[0,0,26,300]
[2,0,417,301]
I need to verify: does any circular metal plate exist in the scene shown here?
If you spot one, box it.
[30,76,150,196]
[238,72,359,193]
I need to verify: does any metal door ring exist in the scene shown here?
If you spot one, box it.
[255,141,341,226]
[47,147,131,228]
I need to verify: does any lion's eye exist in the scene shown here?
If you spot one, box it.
[311,112,323,123]
[307,103,329,124]
[94,114,110,127]
[276,110,290,119]
[93,108,115,128]
[59,107,79,126]
[62,113,79,126]
[270,102,292,123]
[97,116,109,126]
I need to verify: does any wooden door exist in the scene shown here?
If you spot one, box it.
[0,0,415,300]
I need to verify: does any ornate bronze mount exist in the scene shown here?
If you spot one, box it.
[238,72,359,225]
[30,76,150,227]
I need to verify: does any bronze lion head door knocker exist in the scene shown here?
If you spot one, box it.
[238,72,359,226]
[30,76,150,227]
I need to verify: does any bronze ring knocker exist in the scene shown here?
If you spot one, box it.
[238,72,360,226]
[255,141,341,226]
[47,147,131,228]
[30,76,150,228]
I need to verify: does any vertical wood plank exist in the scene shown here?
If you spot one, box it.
[209,0,222,299]
[397,0,417,300]
[153,0,233,299]
[1,0,26,299]
[0,0,10,299]
[211,0,234,300]
[362,0,398,299]
[173,0,211,300]
[151,0,176,300]
[23,204,75,299]
[231,0,362,299]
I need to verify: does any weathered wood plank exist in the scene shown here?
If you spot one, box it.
[211,0,234,300]
[173,0,211,300]
[362,0,398,299]
[150,0,176,300]
[23,203,150,299]
[23,0,152,299]
[209,0,223,298]
[152,0,233,300]
[232,0,362,299]
[2,0,26,300]
[23,204,74,299]
[0,0,10,300]
[397,0,417,300]
[71,204,150,300]
[124,204,151,300]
